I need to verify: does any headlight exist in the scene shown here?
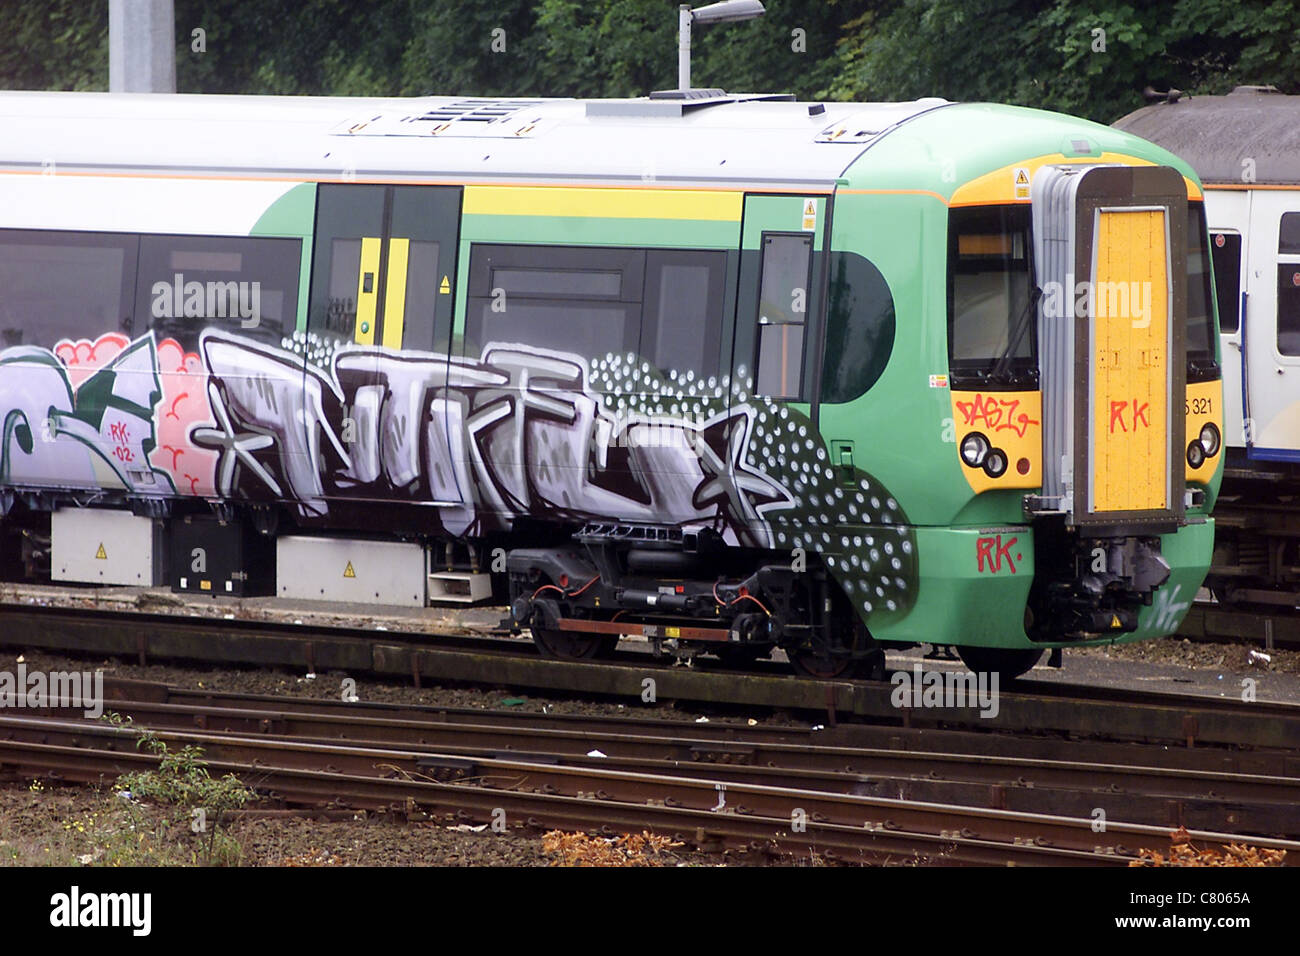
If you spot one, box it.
[983,449,1008,478]
[960,432,989,467]
[1187,440,1205,469]
[1199,422,1220,458]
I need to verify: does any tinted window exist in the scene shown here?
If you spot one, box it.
[1278,263,1300,356]
[947,205,1034,385]
[0,231,138,349]
[642,250,726,379]
[400,240,441,351]
[465,244,727,380]
[821,252,895,404]
[1186,204,1216,359]
[474,301,634,359]
[1280,212,1300,254]
[1278,212,1300,356]
[755,233,813,399]
[1210,232,1241,334]
[493,268,622,298]
[466,245,643,361]
[136,235,301,349]
[325,238,362,339]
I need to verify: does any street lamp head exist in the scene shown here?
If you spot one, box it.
[690,0,765,25]
[677,0,764,92]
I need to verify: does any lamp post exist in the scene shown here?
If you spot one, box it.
[678,0,765,92]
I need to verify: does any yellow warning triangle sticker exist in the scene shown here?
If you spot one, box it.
[803,199,816,216]
[1015,168,1030,186]
[343,561,356,579]
[95,543,106,560]
[439,275,450,294]
[1110,614,1122,628]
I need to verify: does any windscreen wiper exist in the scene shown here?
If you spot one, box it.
[989,284,1042,384]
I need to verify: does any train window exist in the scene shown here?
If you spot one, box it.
[642,250,726,379]
[324,238,362,339]
[136,235,302,350]
[466,244,643,360]
[755,233,813,399]
[1209,232,1241,335]
[1280,213,1300,254]
[0,230,138,350]
[947,205,1035,387]
[821,252,896,404]
[473,300,635,358]
[1186,204,1217,364]
[1278,264,1300,356]
[400,240,441,351]
[492,268,622,298]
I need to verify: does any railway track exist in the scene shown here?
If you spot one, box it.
[1179,601,1300,651]
[4,680,1298,863]
[5,604,1300,749]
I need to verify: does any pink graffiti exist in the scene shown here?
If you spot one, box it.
[54,333,218,496]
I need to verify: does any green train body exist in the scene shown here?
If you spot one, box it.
[0,92,1221,677]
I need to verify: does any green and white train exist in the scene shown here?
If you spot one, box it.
[0,89,1222,678]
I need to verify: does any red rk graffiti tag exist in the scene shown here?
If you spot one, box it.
[976,534,1020,575]
[955,394,1040,439]
[109,421,133,462]
[1108,399,1150,433]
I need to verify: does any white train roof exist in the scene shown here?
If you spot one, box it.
[0,90,950,190]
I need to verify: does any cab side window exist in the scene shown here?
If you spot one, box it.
[754,233,813,399]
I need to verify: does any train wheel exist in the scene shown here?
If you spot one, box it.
[788,649,859,679]
[531,627,617,661]
[955,646,1044,681]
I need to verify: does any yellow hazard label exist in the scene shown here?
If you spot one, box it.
[94,543,106,560]
[666,626,681,638]
[343,561,356,579]
[439,275,450,294]
[1013,167,1031,199]
[803,199,816,216]
[1111,614,1122,628]
[200,580,211,591]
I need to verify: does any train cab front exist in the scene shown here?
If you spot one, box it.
[950,161,1221,646]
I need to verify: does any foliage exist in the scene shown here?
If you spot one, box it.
[5,0,1300,123]
[105,714,255,866]
[542,828,684,866]
[1130,826,1288,867]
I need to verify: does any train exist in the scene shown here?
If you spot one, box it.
[1117,87,1300,610]
[0,87,1221,680]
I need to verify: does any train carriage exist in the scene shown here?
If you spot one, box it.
[1117,87,1300,609]
[0,89,1220,678]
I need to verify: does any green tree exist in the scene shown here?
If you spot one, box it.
[0,1,107,91]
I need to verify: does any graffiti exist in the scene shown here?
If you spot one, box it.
[0,326,919,622]
[0,335,173,493]
[955,393,1039,438]
[195,331,796,544]
[1150,583,1190,631]
[1109,398,1151,433]
[976,534,1020,574]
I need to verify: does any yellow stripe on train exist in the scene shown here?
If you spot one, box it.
[463,185,743,221]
